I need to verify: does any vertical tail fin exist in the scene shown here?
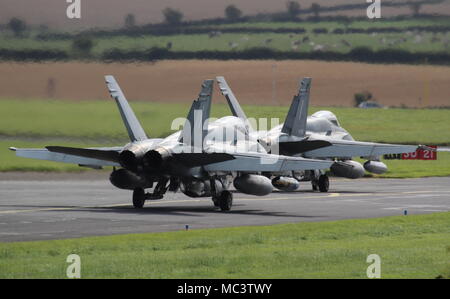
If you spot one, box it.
[105,75,148,142]
[179,79,213,150]
[216,76,253,133]
[281,77,312,138]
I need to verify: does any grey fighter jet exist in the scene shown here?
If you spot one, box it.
[10,76,334,211]
[217,76,425,192]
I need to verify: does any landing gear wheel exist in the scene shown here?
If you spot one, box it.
[212,198,220,207]
[318,175,329,193]
[312,181,318,191]
[133,188,145,209]
[218,191,233,211]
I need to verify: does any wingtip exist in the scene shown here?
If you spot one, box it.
[418,144,437,152]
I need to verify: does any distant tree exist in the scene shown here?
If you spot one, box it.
[162,7,183,26]
[38,24,49,33]
[124,14,136,29]
[311,3,321,20]
[409,2,422,17]
[7,17,27,37]
[339,17,353,30]
[225,5,243,22]
[72,35,94,57]
[286,1,301,19]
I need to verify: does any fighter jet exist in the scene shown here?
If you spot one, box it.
[9,76,334,211]
[216,76,425,192]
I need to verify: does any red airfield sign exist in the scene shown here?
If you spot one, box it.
[402,146,437,160]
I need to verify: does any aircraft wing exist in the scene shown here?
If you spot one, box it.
[9,147,121,168]
[302,139,419,159]
[203,152,333,172]
[172,153,235,168]
[278,140,332,155]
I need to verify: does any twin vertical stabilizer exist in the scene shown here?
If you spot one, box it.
[281,78,312,138]
[105,75,148,142]
[179,79,214,149]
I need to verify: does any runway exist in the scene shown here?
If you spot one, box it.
[0,176,449,242]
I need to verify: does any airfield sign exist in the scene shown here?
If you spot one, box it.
[384,146,437,160]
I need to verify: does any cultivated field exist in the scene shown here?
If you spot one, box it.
[1,61,450,107]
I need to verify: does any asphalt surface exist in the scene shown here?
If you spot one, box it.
[0,176,449,242]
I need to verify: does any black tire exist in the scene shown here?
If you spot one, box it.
[318,175,329,193]
[133,188,145,209]
[218,191,233,211]
[312,180,318,191]
[212,198,220,207]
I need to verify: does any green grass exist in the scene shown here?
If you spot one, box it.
[1,98,450,175]
[1,32,449,55]
[1,99,449,143]
[1,18,449,56]
[0,212,448,278]
[371,153,450,178]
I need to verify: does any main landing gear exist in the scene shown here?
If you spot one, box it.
[212,191,233,211]
[132,179,169,209]
[132,188,146,208]
[312,174,329,193]
[210,178,233,211]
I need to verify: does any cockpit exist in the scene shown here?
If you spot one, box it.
[311,110,341,127]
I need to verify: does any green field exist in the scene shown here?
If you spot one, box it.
[1,98,450,175]
[1,18,449,57]
[1,32,448,55]
[0,212,448,278]
[2,99,450,142]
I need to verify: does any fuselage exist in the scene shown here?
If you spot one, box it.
[266,111,354,142]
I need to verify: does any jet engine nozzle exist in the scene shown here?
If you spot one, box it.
[118,150,138,171]
[118,141,157,171]
[233,174,273,196]
[143,147,171,170]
